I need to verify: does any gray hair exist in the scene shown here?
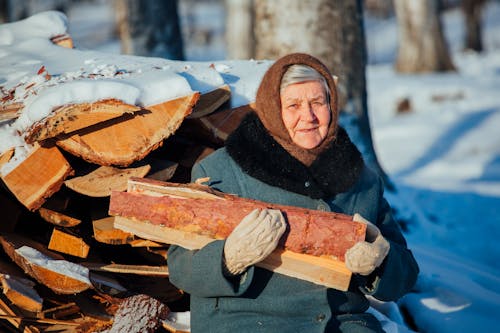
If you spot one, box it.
[280,64,330,104]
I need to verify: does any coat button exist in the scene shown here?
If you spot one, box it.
[316,313,326,322]
[317,203,327,211]
[304,181,310,187]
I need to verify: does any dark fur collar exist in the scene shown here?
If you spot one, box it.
[226,113,365,199]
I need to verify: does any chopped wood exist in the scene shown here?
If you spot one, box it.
[50,33,74,49]
[0,293,39,333]
[1,144,73,211]
[93,216,135,245]
[0,314,80,326]
[115,216,352,291]
[0,148,14,170]
[109,178,366,291]
[0,274,43,313]
[38,208,81,227]
[199,103,254,142]
[0,235,92,294]
[56,93,200,167]
[0,103,22,122]
[25,99,140,144]
[143,158,178,182]
[83,263,169,277]
[48,228,90,259]
[128,239,164,247]
[113,177,365,260]
[188,85,231,118]
[64,165,151,197]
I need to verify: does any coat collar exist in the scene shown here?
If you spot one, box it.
[226,113,365,199]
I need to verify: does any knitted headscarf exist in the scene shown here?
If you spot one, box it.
[254,53,339,166]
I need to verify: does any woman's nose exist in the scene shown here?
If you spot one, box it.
[299,103,316,121]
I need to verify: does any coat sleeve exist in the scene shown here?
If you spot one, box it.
[355,174,419,301]
[166,160,255,298]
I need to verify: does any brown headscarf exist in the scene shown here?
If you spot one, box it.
[254,53,339,166]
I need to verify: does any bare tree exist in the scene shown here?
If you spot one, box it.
[225,0,254,59]
[253,0,391,187]
[393,0,455,73]
[461,0,486,52]
[114,0,184,60]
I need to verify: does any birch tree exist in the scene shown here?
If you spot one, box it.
[461,0,486,52]
[393,0,455,72]
[225,0,254,59]
[114,0,184,60]
[253,0,391,187]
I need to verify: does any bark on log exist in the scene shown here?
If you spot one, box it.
[110,178,365,260]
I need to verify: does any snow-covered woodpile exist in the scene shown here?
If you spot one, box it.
[0,11,362,333]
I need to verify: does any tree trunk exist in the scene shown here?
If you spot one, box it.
[394,0,455,72]
[225,0,255,59]
[115,0,185,60]
[254,0,391,188]
[461,0,485,52]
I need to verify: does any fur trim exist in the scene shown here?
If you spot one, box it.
[226,113,365,199]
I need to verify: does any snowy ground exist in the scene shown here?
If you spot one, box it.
[5,1,500,332]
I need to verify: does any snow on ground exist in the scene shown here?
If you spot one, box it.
[1,1,500,332]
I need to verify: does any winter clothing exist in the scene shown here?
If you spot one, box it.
[223,209,286,276]
[167,53,419,333]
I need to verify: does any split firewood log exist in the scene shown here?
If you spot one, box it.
[109,178,366,291]
[0,143,72,211]
[0,274,43,313]
[0,234,92,294]
[38,207,81,227]
[24,98,140,144]
[188,84,231,118]
[56,93,200,167]
[93,216,135,245]
[64,164,151,197]
[48,228,90,259]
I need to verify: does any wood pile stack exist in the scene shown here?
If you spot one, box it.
[0,12,364,333]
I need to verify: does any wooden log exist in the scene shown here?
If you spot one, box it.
[93,216,135,245]
[25,99,140,144]
[114,216,353,291]
[0,295,39,333]
[111,178,365,260]
[48,228,90,259]
[83,263,169,277]
[38,207,81,227]
[109,178,366,291]
[50,33,74,49]
[1,143,72,211]
[188,85,231,118]
[56,93,200,167]
[0,235,92,295]
[64,164,151,197]
[0,274,43,313]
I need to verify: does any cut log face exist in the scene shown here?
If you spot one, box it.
[64,165,151,197]
[48,228,90,259]
[1,144,73,211]
[24,99,140,144]
[56,93,200,167]
[0,274,43,313]
[0,235,92,295]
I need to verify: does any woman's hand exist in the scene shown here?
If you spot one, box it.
[345,213,390,276]
[223,209,286,276]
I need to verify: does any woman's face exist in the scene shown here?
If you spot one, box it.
[280,80,331,149]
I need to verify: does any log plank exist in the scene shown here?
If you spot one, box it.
[48,228,90,259]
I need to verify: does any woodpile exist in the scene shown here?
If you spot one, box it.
[0,12,364,333]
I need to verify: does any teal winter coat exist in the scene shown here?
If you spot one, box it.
[167,115,419,333]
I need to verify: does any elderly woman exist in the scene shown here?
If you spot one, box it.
[167,53,419,332]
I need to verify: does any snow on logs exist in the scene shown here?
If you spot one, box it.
[0,11,275,331]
